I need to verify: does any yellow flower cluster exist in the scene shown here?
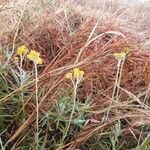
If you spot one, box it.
[16,45,29,56]
[16,45,43,65]
[65,68,84,80]
[114,52,126,60]
[27,50,43,65]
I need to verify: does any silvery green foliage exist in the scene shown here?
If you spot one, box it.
[110,123,122,150]
[11,68,31,86]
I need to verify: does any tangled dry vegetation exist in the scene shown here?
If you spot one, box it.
[0,0,150,149]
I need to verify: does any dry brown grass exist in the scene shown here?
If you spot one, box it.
[0,0,150,149]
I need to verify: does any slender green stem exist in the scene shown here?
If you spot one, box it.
[112,60,121,101]
[115,59,125,101]
[106,58,125,121]
[113,59,125,130]
[35,63,39,149]
[20,55,25,117]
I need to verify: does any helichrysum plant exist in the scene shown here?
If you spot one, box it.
[60,68,84,144]
[113,51,127,100]
[106,50,127,122]
[16,45,29,117]
[27,50,43,149]
[106,50,127,136]
[15,46,43,149]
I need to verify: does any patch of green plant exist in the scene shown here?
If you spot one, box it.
[40,95,91,149]
[139,135,150,150]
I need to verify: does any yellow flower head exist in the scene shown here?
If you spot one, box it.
[26,50,40,59]
[17,45,28,56]
[27,50,43,65]
[73,68,84,79]
[114,52,126,60]
[65,68,84,80]
[73,68,80,79]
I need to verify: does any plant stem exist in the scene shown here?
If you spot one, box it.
[106,58,125,121]
[20,55,25,117]
[35,63,39,149]
[116,59,125,101]
[112,60,121,101]
[113,59,125,130]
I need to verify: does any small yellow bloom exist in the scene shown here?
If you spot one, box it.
[17,45,28,56]
[114,52,126,60]
[73,68,80,79]
[27,50,43,65]
[73,68,84,79]
[26,50,40,60]
[65,72,72,79]
[65,68,84,80]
